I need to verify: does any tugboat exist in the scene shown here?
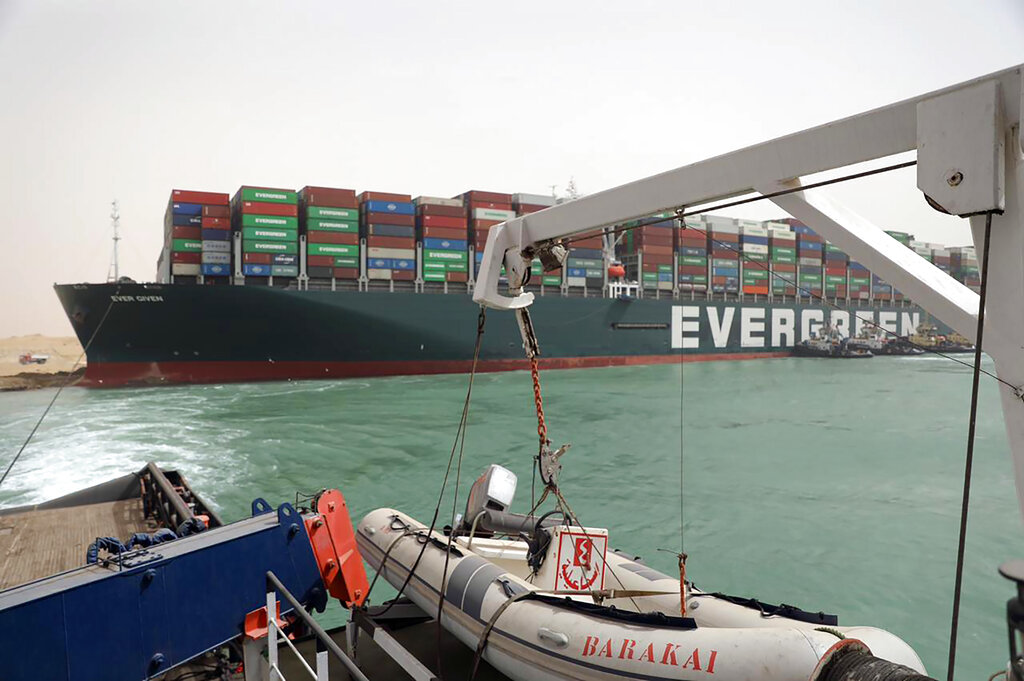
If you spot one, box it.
[792,325,873,358]
[908,323,975,354]
[846,329,924,356]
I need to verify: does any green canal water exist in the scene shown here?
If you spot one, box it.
[0,356,1019,679]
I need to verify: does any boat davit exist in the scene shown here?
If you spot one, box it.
[358,464,928,681]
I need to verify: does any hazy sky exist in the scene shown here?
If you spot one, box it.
[1,1,1022,336]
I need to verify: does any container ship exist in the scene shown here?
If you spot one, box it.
[55,186,978,387]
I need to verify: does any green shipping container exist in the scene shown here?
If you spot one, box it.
[424,250,467,262]
[242,227,294,242]
[687,275,708,283]
[825,275,847,284]
[542,276,562,286]
[423,271,447,282]
[172,239,202,252]
[423,261,446,271]
[771,255,796,264]
[743,270,769,280]
[308,219,358,233]
[745,253,768,262]
[657,264,673,273]
[679,256,707,266]
[642,272,658,281]
[799,273,822,282]
[308,243,357,257]
[241,214,298,229]
[850,277,871,285]
[447,262,468,273]
[244,241,299,254]
[568,258,602,268]
[308,206,358,220]
[584,269,603,278]
[771,246,796,256]
[241,188,297,204]
[333,256,359,268]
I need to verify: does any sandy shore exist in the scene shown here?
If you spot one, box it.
[0,335,85,391]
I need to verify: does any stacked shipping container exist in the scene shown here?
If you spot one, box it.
[738,222,769,294]
[417,196,468,284]
[790,222,823,298]
[233,186,299,281]
[360,191,416,282]
[706,215,740,294]
[824,242,848,299]
[300,186,360,280]
[466,191,514,282]
[164,189,232,282]
[951,246,980,290]
[766,222,797,296]
[848,260,870,299]
[622,214,673,291]
[677,217,708,292]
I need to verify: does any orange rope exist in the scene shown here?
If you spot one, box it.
[678,553,688,617]
[530,356,548,450]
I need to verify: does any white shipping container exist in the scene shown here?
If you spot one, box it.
[799,257,823,267]
[658,281,673,291]
[473,207,516,221]
[950,246,976,255]
[704,215,736,229]
[202,241,231,253]
[709,224,740,235]
[567,276,587,287]
[414,196,463,207]
[740,225,768,236]
[513,192,556,206]
[736,219,761,230]
[367,247,416,259]
[742,243,769,254]
[932,248,950,257]
[171,263,200,276]
[909,240,928,251]
[201,252,230,264]
[367,268,392,280]
[768,228,796,241]
[763,221,789,231]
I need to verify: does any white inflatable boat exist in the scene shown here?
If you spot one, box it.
[357,465,928,681]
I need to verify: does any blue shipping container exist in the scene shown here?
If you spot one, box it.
[740,235,768,245]
[568,268,586,277]
[568,247,602,259]
[201,263,230,276]
[797,241,823,251]
[273,254,298,265]
[658,272,673,282]
[423,238,467,251]
[679,247,707,256]
[271,265,298,277]
[201,228,231,241]
[243,264,270,276]
[172,202,203,216]
[369,258,394,270]
[393,259,415,270]
[790,224,816,235]
[363,200,415,215]
[172,214,202,227]
[368,224,415,238]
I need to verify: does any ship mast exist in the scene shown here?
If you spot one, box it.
[107,199,120,283]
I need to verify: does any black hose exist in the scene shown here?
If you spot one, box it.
[817,648,936,681]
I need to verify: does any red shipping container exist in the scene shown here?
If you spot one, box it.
[743,286,770,295]
[459,190,513,204]
[301,186,358,208]
[710,232,739,242]
[825,267,847,276]
[201,217,230,229]
[308,231,359,245]
[244,253,272,264]
[172,226,201,240]
[636,234,674,247]
[241,201,299,217]
[367,236,415,249]
[570,238,603,249]
[678,265,707,275]
[712,248,740,258]
[797,234,823,243]
[678,235,709,247]
[172,189,229,205]
[333,267,359,279]
[472,219,502,230]
[171,252,201,264]
[308,255,335,267]
[419,215,467,229]
[446,271,469,283]
[418,204,464,218]
[516,203,550,214]
[468,201,514,212]
[643,252,673,264]
[391,270,415,281]
[363,212,414,227]
[772,263,797,272]
[422,226,469,239]
[202,205,231,218]
[641,263,659,272]
[359,191,412,202]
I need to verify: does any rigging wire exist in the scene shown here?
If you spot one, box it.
[362,308,487,618]
[0,287,121,490]
[946,211,995,681]
[435,309,486,680]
